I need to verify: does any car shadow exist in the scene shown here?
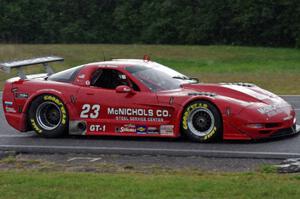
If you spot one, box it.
[223,132,300,144]
[25,130,300,144]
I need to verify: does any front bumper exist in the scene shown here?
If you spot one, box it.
[227,100,299,140]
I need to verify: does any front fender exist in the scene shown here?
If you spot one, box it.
[173,95,219,136]
[173,95,251,140]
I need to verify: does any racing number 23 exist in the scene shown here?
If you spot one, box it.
[80,104,100,119]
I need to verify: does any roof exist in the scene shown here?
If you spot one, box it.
[85,59,155,69]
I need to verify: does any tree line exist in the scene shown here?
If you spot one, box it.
[0,0,299,47]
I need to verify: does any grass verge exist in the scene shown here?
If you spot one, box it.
[0,44,299,94]
[1,171,300,199]
[0,155,297,199]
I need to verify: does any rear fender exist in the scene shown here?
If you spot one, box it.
[23,89,75,120]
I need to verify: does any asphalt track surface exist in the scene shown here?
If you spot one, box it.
[1,92,300,159]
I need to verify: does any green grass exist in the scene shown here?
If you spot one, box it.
[0,156,295,198]
[0,44,299,94]
[0,171,300,199]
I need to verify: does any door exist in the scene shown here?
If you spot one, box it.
[76,68,173,136]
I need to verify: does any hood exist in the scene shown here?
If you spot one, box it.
[181,83,279,104]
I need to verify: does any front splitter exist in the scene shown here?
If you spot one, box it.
[296,124,300,134]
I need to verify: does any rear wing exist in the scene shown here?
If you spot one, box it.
[0,56,64,79]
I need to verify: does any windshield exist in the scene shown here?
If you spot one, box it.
[125,62,196,92]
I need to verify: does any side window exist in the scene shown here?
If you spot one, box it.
[48,65,83,82]
[90,69,140,91]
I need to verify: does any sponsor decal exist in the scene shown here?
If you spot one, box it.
[115,116,165,122]
[30,119,42,133]
[43,95,67,125]
[147,127,159,134]
[78,74,85,79]
[108,107,171,122]
[182,103,208,130]
[119,74,127,80]
[160,125,174,135]
[136,125,147,134]
[102,65,118,68]
[60,106,67,125]
[4,101,13,106]
[44,95,63,106]
[108,107,170,117]
[108,107,154,117]
[204,127,217,140]
[15,93,29,99]
[257,104,283,117]
[116,124,136,133]
[89,124,106,132]
[257,105,277,114]
[5,107,16,113]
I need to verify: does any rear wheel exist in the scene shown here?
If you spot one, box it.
[28,95,68,138]
[181,100,222,142]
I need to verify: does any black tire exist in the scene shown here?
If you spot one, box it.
[181,100,222,142]
[28,94,68,138]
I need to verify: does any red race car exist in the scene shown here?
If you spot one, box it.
[1,56,299,142]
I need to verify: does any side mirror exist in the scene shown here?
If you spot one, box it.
[116,85,135,94]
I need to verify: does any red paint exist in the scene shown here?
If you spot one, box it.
[2,60,297,140]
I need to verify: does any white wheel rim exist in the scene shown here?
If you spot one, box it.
[187,108,215,137]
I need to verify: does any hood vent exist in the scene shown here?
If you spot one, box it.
[220,82,255,87]
[188,92,216,97]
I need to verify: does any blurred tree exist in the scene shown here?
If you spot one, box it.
[0,0,298,47]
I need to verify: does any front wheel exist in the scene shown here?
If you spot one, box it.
[28,95,68,138]
[181,100,222,142]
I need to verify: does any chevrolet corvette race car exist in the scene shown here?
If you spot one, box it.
[1,56,299,142]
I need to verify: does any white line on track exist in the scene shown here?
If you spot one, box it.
[289,103,300,105]
[280,95,300,97]
[67,157,102,162]
[0,135,32,138]
[0,144,299,158]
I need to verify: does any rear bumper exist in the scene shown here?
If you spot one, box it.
[4,112,27,132]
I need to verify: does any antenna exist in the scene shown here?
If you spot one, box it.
[143,55,151,62]
[102,51,106,61]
